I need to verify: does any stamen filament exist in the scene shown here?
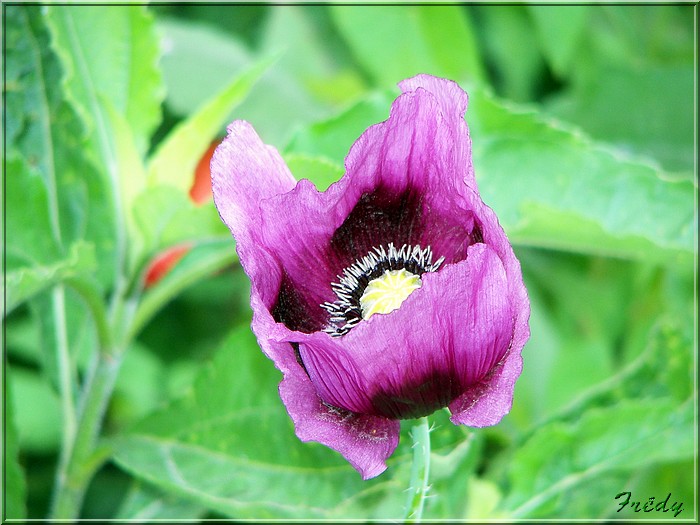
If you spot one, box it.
[322,243,444,336]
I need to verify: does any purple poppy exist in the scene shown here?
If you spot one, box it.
[211,74,530,480]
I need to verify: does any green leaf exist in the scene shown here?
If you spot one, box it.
[471,6,545,102]
[3,373,27,520]
[9,366,63,453]
[468,89,696,264]
[258,5,366,109]
[284,91,393,164]
[103,100,149,240]
[156,16,252,118]
[465,477,504,519]
[147,55,277,192]
[157,15,315,148]
[512,256,692,440]
[130,186,227,266]
[330,5,485,87]
[128,239,238,340]
[6,7,113,419]
[111,342,168,428]
[285,87,695,264]
[45,5,164,155]
[539,6,694,173]
[504,398,694,518]
[45,5,164,284]
[527,6,591,78]
[546,64,694,173]
[4,155,61,269]
[5,241,97,315]
[112,325,401,519]
[5,5,115,407]
[283,154,344,191]
[7,6,117,288]
[115,481,206,520]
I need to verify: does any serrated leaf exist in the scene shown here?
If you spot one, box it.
[5,241,96,315]
[6,7,113,408]
[45,5,164,283]
[112,325,400,519]
[7,6,116,287]
[546,64,694,173]
[468,89,696,264]
[45,5,164,155]
[147,55,277,192]
[330,5,484,86]
[504,398,694,518]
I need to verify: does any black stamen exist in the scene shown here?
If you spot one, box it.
[321,243,444,337]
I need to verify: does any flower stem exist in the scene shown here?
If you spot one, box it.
[49,353,122,519]
[404,416,431,522]
[49,282,134,519]
[52,286,77,454]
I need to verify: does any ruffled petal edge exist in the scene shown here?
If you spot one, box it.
[278,358,400,479]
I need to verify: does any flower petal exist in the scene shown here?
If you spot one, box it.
[447,343,523,427]
[255,76,483,329]
[211,120,300,312]
[297,243,519,421]
[211,120,296,252]
[211,115,402,480]
[279,360,400,480]
[399,74,470,131]
[246,268,400,480]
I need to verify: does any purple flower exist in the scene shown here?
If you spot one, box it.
[211,74,530,479]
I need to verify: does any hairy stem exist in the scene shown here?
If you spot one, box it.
[49,351,123,519]
[49,285,136,519]
[51,285,76,504]
[404,417,431,522]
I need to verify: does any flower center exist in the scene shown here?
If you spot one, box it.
[321,243,444,337]
[360,269,422,320]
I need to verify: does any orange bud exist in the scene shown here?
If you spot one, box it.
[189,140,220,205]
[144,244,191,288]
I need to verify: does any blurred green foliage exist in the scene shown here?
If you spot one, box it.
[4,4,696,521]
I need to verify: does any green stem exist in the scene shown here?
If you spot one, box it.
[127,241,236,341]
[49,350,123,519]
[51,285,77,498]
[404,417,431,522]
[49,284,136,519]
[65,277,113,353]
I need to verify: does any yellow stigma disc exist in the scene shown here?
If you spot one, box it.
[359,269,422,320]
